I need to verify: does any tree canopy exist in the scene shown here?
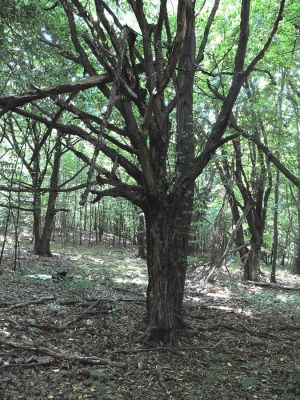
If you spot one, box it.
[0,0,300,342]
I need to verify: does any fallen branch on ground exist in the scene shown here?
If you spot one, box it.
[111,286,146,297]
[243,281,300,291]
[270,324,300,331]
[0,377,12,383]
[0,337,126,368]
[156,365,171,396]
[0,356,55,369]
[30,299,113,332]
[56,299,103,331]
[2,297,56,311]
[111,339,225,354]
[85,296,145,304]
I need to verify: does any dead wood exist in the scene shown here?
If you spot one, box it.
[114,298,145,304]
[58,299,83,306]
[2,297,56,311]
[84,296,145,305]
[112,347,182,354]
[243,280,300,291]
[111,285,146,297]
[269,324,300,331]
[0,359,55,369]
[29,299,114,332]
[156,365,171,396]
[0,377,13,383]
[111,338,226,354]
[0,337,126,368]
[58,299,103,330]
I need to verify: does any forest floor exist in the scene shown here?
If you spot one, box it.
[0,241,300,400]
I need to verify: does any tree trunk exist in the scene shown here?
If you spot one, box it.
[145,206,182,343]
[35,137,62,256]
[232,138,271,282]
[172,0,195,322]
[289,91,300,274]
[294,119,300,274]
[32,190,42,253]
[144,0,196,341]
[0,209,11,273]
[244,240,261,281]
[295,195,300,274]
[217,160,249,268]
[295,236,300,275]
[271,169,280,282]
[137,211,146,259]
[31,153,42,254]
[35,203,56,256]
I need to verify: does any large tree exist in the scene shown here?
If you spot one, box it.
[0,0,287,342]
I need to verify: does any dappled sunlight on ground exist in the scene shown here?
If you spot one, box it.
[246,285,264,294]
[203,286,232,299]
[0,242,300,399]
[68,255,81,261]
[187,294,254,318]
[275,293,291,303]
[113,276,148,285]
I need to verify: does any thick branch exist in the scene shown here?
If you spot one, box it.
[245,0,286,75]
[39,35,82,65]
[13,108,143,184]
[0,181,97,193]
[0,74,111,115]
[157,0,188,94]
[173,0,286,201]
[232,126,300,188]
[61,0,96,75]
[196,0,220,63]
[91,184,145,208]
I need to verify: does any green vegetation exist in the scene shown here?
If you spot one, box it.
[0,0,300,398]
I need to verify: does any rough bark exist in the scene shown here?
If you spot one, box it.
[32,153,42,253]
[137,212,146,259]
[232,135,272,281]
[173,0,195,327]
[292,98,300,274]
[35,136,62,256]
[217,160,249,268]
[295,188,300,275]
[144,205,180,343]
[245,241,261,281]
[271,169,280,283]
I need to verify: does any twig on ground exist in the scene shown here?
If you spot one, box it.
[111,286,146,297]
[0,359,55,369]
[242,281,300,291]
[156,365,171,396]
[1,297,56,311]
[30,299,113,332]
[0,337,126,368]
[58,299,103,330]
[111,338,226,354]
[0,377,13,383]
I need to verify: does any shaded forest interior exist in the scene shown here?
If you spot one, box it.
[0,240,300,399]
[0,0,300,398]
